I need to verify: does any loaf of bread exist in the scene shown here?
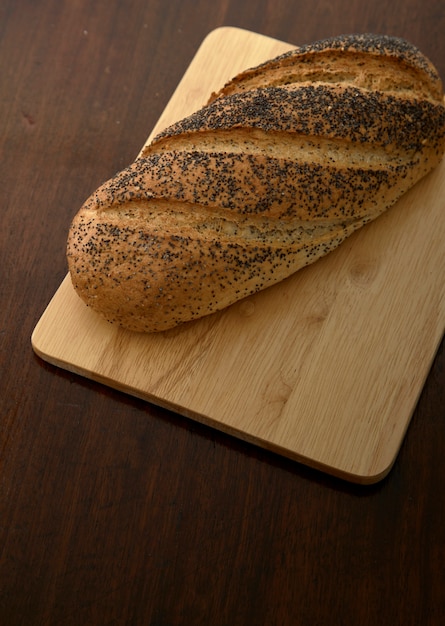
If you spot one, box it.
[67,33,445,332]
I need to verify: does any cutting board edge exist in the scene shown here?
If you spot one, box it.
[31,317,400,486]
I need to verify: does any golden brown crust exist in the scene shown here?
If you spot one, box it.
[209,33,443,102]
[67,33,445,333]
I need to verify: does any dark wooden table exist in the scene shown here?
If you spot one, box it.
[1,1,444,624]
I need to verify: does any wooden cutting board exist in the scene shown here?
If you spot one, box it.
[32,27,445,484]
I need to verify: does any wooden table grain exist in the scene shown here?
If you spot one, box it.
[1,1,444,624]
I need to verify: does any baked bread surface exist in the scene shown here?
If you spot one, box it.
[67,33,445,332]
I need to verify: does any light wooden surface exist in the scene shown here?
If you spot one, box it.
[32,27,445,484]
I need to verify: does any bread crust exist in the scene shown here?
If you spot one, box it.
[67,34,445,332]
